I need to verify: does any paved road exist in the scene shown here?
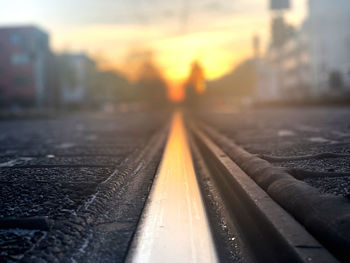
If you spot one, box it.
[196,106,350,197]
[0,111,168,262]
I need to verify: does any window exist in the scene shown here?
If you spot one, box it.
[10,33,22,45]
[329,71,343,89]
[13,76,28,87]
[11,53,30,66]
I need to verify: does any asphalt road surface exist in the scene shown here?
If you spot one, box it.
[0,111,168,262]
[196,106,350,198]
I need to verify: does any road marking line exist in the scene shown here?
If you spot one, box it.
[127,111,218,263]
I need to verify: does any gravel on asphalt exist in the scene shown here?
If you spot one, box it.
[196,107,350,197]
[0,111,168,262]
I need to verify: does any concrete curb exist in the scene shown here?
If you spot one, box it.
[193,120,350,262]
[190,125,338,263]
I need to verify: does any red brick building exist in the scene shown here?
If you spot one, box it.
[0,26,51,107]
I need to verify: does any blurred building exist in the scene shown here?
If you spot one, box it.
[92,70,136,105]
[308,0,350,95]
[55,53,97,107]
[0,26,52,107]
[256,0,350,102]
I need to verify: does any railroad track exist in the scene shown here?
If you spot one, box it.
[126,111,349,263]
[1,110,349,262]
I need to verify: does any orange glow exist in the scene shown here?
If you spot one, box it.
[51,15,270,101]
[167,81,185,102]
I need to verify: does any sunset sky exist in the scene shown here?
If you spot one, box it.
[1,0,307,100]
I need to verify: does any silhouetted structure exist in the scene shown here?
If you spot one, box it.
[135,59,168,108]
[207,59,256,98]
[184,61,206,107]
[93,70,136,105]
[270,0,290,10]
[271,16,295,48]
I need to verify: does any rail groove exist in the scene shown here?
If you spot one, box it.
[190,120,350,262]
[188,121,338,263]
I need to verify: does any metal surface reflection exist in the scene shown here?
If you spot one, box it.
[127,111,218,263]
